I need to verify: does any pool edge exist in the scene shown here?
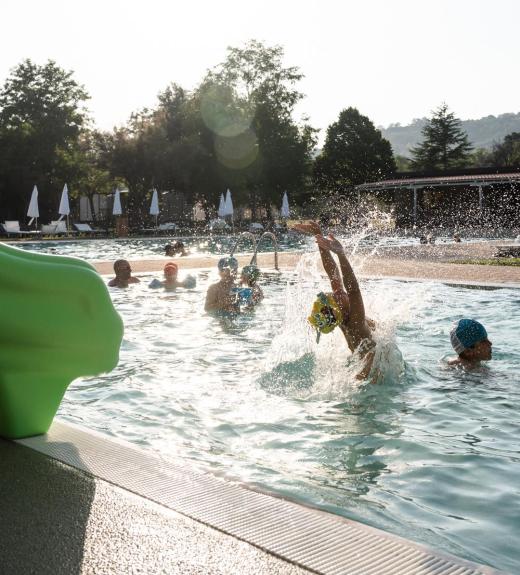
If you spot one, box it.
[14,420,505,575]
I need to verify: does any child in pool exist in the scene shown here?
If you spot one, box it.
[448,319,492,367]
[149,263,196,290]
[236,264,264,308]
[292,221,376,380]
[205,257,240,313]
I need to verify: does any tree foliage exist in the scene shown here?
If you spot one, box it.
[411,103,473,171]
[0,59,90,219]
[314,107,396,190]
[491,132,520,167]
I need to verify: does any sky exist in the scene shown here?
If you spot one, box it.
[1,0,519,141]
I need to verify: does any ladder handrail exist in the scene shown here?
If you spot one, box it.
[229,231,257,258]
[250,231,279,270]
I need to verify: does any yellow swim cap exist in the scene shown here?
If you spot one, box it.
[308,292,343,342]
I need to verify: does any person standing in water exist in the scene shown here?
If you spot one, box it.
[108,259,140,288]
[205,257,240,314]
[149,262,196,290]
[292,221,376,379]
[448,319,492,367]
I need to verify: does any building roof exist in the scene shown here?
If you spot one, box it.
[356,172,520,191]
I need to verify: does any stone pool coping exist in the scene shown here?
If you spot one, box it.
[1,421,503,575]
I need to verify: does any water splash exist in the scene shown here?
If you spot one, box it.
[261,229,443,398]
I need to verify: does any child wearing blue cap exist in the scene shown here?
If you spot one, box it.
[448,319,492,366]
[205,257,240,313]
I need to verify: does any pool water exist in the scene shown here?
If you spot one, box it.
[59,256,520,573]
[15,233,514,262]
[15,233,309,261]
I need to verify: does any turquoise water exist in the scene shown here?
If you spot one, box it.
[14,233,309,261]
[58,255,520,573]
[14,233,513,262]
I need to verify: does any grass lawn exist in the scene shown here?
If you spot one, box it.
[456,258,520,266]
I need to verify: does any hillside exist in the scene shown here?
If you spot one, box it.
[380,112,520,157]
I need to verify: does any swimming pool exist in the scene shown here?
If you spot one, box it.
[13,232,514,262]
[14,233,309,261]
[58,257,520,573]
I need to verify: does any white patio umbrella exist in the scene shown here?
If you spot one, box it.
[281,191,290,219]
[27,185,39,227]
[224,188,234,216]
[149,188,160,227]
[224,188,234,232]
[112,189,123,215]
[217,193,226,218]
[58,183,70,229]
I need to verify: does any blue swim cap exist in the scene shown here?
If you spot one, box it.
[218,257,238,271]
[450,319,488,354]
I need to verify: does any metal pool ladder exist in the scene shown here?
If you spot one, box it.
[229,231,279,270]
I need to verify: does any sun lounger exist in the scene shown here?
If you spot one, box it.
[41,221,71,235]
[1,221,41,237]
[73,223,104,235]
[158,223,176,231]
[139,222,176,235]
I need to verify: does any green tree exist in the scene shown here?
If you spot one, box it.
[411,103,473,171]
[395,154,413,172]
[314,107,396,190]
[206,40,317,219]
[0,59,90,220]
[491,132,520,167]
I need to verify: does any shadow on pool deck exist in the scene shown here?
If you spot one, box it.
[0,438,310,575]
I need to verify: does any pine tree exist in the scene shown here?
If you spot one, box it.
[411,103,473,171]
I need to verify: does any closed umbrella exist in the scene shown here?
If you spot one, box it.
[27,185,39,227]
[281,191,290,219]
[217,193,226,218]
[58,183,70,230]
[224,188,233,217]
[112,189,122,215]
[149,189,160,227]
[224,188,234,233]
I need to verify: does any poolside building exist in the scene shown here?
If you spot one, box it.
[355,168,520,231]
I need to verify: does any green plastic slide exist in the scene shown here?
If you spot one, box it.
[0,242,124,439]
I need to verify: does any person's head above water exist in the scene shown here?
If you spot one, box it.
[163,262,178,279]
[218,256,238,278]
[450,318,492,362]
[240,264,260,285]
[164,241,186,257]
[113,259,132,279]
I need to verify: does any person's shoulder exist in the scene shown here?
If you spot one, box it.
[129,277,140,283]
[108,278,117,287]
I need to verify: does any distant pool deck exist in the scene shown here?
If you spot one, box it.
[2,242,516,574]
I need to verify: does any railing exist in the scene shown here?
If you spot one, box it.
[251,231,279,270]
[229,231,257,258]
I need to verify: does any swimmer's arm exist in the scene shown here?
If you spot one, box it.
[356,350,375,381]
[316,237,343,292]
[318,235,370,341]
[316,234,359,305]
[129,277,140,283]
[292,222,343,292]
[205,285,219,312]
